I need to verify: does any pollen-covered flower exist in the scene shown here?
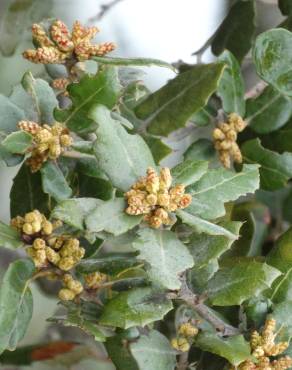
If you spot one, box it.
[23,20,116,65]
[58,273,83,301]
[213,113,247,169]
[125,167,192,228]
[18,121,73,172]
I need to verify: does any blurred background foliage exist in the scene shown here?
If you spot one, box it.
[0,1,286,369]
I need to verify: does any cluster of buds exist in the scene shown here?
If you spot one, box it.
[213,113,247,168]
[11,210,85,271]
[84,272,108,289]
[51,77,70,96]
[59,273,83,301]
[171,322,199,352]
[18,120,73,172]
[125,167,192,228]
[235,318,292,370]
[23,20,116,65]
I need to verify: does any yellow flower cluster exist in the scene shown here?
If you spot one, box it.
[235,318,292,370]
[84,272,108,289]
[125,167,192,228]
[213,113,247,168]
[59,273,83,301]
[23,20,115,64]
[11,210,85,271]
[51,77,70,96]
[171,322,199,352]
[18,121,73,172]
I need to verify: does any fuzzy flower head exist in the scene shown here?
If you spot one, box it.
[125,167,192,228]
[23,20,116,64]
[18,121,73,172]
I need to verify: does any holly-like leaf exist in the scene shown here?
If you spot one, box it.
[253,28,292,97]
[171,160,208,187]
[54,67,121,134]
[195,333,251,367]
[272,301,292,341]
[10,164,49,218]
[187,222,242,268]
[85,198,142,236]
[100,287,173,328]
[206,259,281,306]
[186,164,260,220]
[132,229,194,290]
[246,86,292,134]
[217,50,245,116]
[0,221,23,249]
[0,259,35,354]
[176,210,240,239]
[90,104,155,191]
[130,330,176,370]
[241,139,292,191]
[1,131,32,154]
[40,161,72,202]
[92,56,177,72]
[135,63,225,136]
[20,72,57,124]
[52,198,102,230]
[211,0,256,61]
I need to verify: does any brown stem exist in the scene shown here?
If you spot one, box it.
[244,81,267,100]
[177,352,189,370]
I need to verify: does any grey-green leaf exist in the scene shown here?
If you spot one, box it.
[195,333,251,366]
[207,260,281,306]
[2,131,33,154]
[132,229,194,290]
[100,287,173,329]
[85,198,142,236]
[186,164,260,220]
[130,330,176,370]
[135,63,225,136]
[171,160,208,186]
[41,161,72,202]
[241,138,292,191]
[0,259,35,354]
[253,28,292,97]
[246,86,292,134]
[217,50,245,116]
[176,210,240,239]
[90,104,155,191]
[0,221,23,249]
[0,95,25,134]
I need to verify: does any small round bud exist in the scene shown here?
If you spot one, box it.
[60,134,73,147]
[45,247,60,264]
[33,238,46,250]
[213,128,225,141]
[42,220,53,235]
[32,221,42,233]
[58,288,75,301]
[67,280,83,295]
[171,337,190,352]
[146,193,157,206]
[58,256,75,271]
[23,223,34,235]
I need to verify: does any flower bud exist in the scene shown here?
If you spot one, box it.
[58,288,75,301]
[33,238,46,250]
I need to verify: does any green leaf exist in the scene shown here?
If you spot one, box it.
[10,164,49,218]
[270,267,292,304]
[272,301,292,341]
[0,221,23,249]
[0,259,35,354]
[0,95,25,134]
[195,333,250,366]
[135,63,225,136]
[253,28,292,97]
[217,50,245,116]
[2,131,32,154]
[206,259,281,306]
[132,229,194,290]
[171,160,208,186]
[52,198,102,230]
[92,56,177,72]
[186,164,260,219]
[187,222,242,268]
[176,210,240,239]
[100,287,173,329]
[40,161,72,202]
[241,139,292,191]
[20,72,57,124]
[246,86,292,134]
[184,139,216,162]
[267,227,292,273]
[130,330,176,370]
[279,0,292,15]
[54,67,121,134]
[211,0,256,61]
[85,198,142,236]
[143,136,172,164]
[90,104,155,191]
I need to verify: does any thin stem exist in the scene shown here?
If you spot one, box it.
[88,0,125,23]
[177,352,189,370]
